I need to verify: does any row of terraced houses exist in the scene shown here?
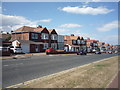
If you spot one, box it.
[1,25,117,53]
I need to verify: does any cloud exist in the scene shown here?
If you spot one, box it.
[0,14,52,32]
[39,19,52,23]
[92,0,101,2]
[59,6,113,15]
[97,20,118,32]
[59,24,82,28]
[73,30,95,39]
[55,28,70,34]
[99,35,118,45]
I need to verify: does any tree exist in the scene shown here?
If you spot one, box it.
[6,35,11,41]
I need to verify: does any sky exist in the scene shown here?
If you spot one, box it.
[0,2,119,45]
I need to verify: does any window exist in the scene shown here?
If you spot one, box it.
[44,43,48,49]
[72,40,76,44]
[77,40,81,44]
[81,40,85,44]
[51,34,58,40]
[32,33,38,39]
[51,43,57,49]
[41,33,48,39]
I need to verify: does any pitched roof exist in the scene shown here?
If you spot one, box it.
[34,27,46,32]
[64,35,80,40]
[85,39,98,43]
[104,43,110,46]
[97,42,105,45]
[64,35,71,40]
[14,26,36,32]
[48,29,57,34]
[48,29,54,33]
[70,36,79,40]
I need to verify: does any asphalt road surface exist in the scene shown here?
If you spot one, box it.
[2,53,118,88]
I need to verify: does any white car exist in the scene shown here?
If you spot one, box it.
[10,46,22,54]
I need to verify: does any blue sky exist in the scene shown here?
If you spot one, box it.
[1,2,118,45]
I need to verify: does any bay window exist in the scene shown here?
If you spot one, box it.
[43,43,48,49]
[77,40,81,44]
[41,33,48,39]
[51,34,58,40]
[51,43,57,49]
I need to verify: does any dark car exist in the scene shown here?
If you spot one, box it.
[95,51,101,54]
[107,51,112,54]
[77,50,87,55]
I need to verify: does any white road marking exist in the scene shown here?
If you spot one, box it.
[3,65,9,67]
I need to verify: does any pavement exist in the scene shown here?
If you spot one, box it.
[108,71,119,89]
[1,53,46,60]
[2,53,117,88]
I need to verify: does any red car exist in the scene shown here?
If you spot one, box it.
[45,48,57,55]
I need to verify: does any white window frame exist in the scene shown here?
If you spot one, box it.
[31,33,38,39]
[51,34,58,40]
[41,33,48,39]
[77,40,81,44]
[51,43,57,49]
[73,40,76,44]
[43,43,48,49]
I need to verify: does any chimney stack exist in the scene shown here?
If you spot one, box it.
[37,25,42,28]
[71,34,74,36]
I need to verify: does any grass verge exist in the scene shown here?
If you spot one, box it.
[13,56,119,88]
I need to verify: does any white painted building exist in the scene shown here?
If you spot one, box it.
[12,40,43,53]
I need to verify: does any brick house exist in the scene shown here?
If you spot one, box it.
[97,42,106,52]
[11,25,58,53]
[85,38,99,52]
[48,29,58,49]
[64,34,86,52]
[104,43,111,51]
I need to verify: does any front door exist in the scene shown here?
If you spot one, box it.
[40,44,44,52]
[36,45,39,52]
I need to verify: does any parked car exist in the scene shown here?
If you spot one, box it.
[92,49,96,53]
[114,51,118,54]
[95,51,101,54]
[107,51,112,54]
[0,46,11,56]
[45,48,57,55]
[9,46,22,54]
[77,50,87,55]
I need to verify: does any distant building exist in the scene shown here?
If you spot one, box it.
[64,34,86,52]
[97,42,106,52]
[85,38,99,52]
[104,43,111,51]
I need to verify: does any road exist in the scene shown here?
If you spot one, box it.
[2,53,117,88]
